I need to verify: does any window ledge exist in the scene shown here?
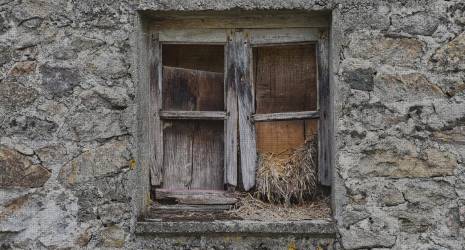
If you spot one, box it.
[135,219,336,237]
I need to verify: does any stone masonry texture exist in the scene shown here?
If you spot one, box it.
[0,0,464,249]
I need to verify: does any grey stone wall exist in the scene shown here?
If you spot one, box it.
[0,0,464,249]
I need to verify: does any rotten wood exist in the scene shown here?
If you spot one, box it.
[159,29,227,43]
[153,204,232,211]
[252,111,319,122]
[248,28,319,45]
[318,29,331,186]
[160,111,227,120]
[155,189,237,205]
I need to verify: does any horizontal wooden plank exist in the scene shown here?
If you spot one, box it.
[252,111,320,122]
[155,189,237,205]
[153,204,232,211]
[159,111,228,120]
[248,28,320,45]
[159,29,227,43]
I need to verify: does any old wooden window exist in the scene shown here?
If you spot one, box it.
[147,27,331,207]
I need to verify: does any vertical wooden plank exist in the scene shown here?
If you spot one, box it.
[224,31,238,187]
[150,32,163,186]
[236,31,257,191]
[162,121,193,189]
[318,29,331,186]
[191,121,224,190]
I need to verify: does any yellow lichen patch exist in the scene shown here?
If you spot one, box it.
[129,159,136,170]
[288,241,297,250]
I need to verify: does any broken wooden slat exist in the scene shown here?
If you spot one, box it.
[224,30,238,187]
[159,29,227,43]
[235,31,257,191]
[150,32,163,186]
[252,111,319,122]
[191,121,224,190]
[159,111,227,120]
[155,189,237,205]
[248,28,319,45]
[318,30,331,186]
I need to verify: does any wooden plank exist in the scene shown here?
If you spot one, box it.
[252,111,319,122]
[160,111,227,120]
[153,204,232,211]
[248,28,319,45]
[235,31,257,191]
[155,189,237,205]
[162,66,224,111]
[150,32,163,186]
[191,121,224,190]
[318,30,331,186]
[224,30,238,187]
[162,121,193,189]
[159,29,227,43]
[162,44,224,73]
[147,11,330,29]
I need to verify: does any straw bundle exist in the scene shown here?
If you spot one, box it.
[255,137,318,205]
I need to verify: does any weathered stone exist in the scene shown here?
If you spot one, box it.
[40,64,80,97]
[0,194,30,220]
[93,85,130,109]
[348,32,425,67]
[374,73,445,102]
[35,144,70,165]
[403,181,456,208]
[58,139,129,186]
[0,82,38,111]
[102,225,125,248]
[97,203,130,224]
[431,32,465,72]
[20,17,43,29]
[0,44,12,66]
[8,61,36,76]
[339,225,396,249]
[63,108,126,141]
[391,12,440,36]
[390,209,432,233]
[0,147,50,188]
[0,137,34,156]
[1,116,58,140]
[379,186,404,207]
[343,67,376,91]
[354,148,457,178]
[86,50,128,79]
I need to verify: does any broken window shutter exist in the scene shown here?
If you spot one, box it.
[150,32,163,186]
[235,31,257,191]
[224,30,238,187]
[318,30,331,186]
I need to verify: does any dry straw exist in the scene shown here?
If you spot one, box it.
[255,137,318,205]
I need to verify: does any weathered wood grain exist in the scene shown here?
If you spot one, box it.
[318,30,331,186]
[162,121,194,189]
[248,28,319,45]
[159,29,227,43]
[191,122,224,190]
[162,66,224,111]
[235,32,257,191]
[224,30,238,187]
[252,111,319,122]
[160,111,227,120]
[150,32,163,186]
[155,189,237,205]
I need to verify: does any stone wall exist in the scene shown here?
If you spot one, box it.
[0,0,464,249]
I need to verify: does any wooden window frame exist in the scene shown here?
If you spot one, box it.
[147,27,331,196]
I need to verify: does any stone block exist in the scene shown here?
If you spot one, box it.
[0,82,37,111]
[58,139,130,186]
[431,32,465,72]
[391,12,441,36]
[348,32,425,67]
[343,68,376,91]
[0,147,50,188]
[40,64,80,97]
